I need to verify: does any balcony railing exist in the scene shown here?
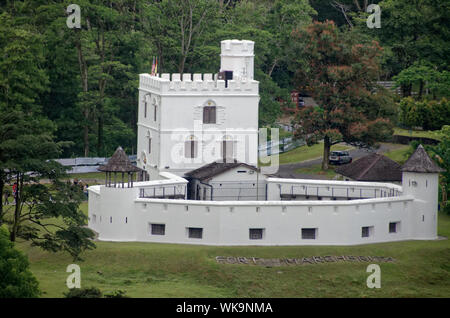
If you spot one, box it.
[280,184,401,200]
[139,184,187,199]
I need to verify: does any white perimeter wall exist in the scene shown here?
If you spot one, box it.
[88,174,438,245]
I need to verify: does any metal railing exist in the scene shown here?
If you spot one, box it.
[139,184,187,199]
[280,185,401,200]
[206,181,267,201]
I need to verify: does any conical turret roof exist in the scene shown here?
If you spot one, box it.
[401,145,445,173]
[98,146,143,173]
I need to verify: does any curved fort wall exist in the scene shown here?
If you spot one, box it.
[88,172,436,245]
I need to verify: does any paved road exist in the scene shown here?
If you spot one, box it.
[273,143,401,180]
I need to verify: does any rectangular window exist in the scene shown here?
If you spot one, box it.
[301,228,317,239]
[148,138,152,154]
[144,101,147,118]
[154,105,157,121]
[151,224,165,235]
[184,140,198,158]
[362,226,373,238]
[203,106,216,124]
[389,222,399,233]
[249,228,264,240]
[188,227,203,239]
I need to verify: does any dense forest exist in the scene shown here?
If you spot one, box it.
[0,0,449,158]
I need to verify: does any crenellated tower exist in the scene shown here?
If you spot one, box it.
[136,40,260,180]
[220,39,255,80]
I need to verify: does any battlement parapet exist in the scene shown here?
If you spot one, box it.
[221,39,254,57]
[139,73,259,95]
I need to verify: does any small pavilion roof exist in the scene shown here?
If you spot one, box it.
[335,153,402,182]
[401,145,445,173]
[98,146,143,173]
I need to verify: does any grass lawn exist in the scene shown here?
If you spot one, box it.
[295,164,340,178]
[383,144,411,164]
[67,172,106,181]
[15,202,450,298]
[394,127,442,141]
[261,143,353,166]
[61,172,138,186]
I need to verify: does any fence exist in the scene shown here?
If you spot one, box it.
[53,155,137,174]
[139,184,187,199]
[258,137,305,157]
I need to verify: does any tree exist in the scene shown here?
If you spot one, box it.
[143,0,221,74]
[0,111,95,261]
[375,0,450,78]
[398,97,423,128]
[0,225,40,298]
[30,1,141,157]
[291,21,393,170]
[428,126,450,214]
[398,97,450,130]
[264,0,315,77]
[392,61,449,98]
[0,12,49,113]
[393,62,434,98]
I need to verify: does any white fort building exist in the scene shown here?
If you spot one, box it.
[88,40,444,245]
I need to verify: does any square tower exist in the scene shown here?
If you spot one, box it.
[136,40,260,179]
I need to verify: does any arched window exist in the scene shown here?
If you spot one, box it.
[143,94,151,118]
[221,135,234,161]
[152,96,158,122]
[146,130,152,154]
[203,100,216,124]
[185,135,198,158]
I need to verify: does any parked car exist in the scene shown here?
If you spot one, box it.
[329,151,352,165]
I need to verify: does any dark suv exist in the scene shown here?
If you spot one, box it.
[329,151,352,165]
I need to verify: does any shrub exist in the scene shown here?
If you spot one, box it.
[64,287,129,298]
[398,97,450,130]
[64,287,102,298]
[104,289,129,298]
[0,225,40,298]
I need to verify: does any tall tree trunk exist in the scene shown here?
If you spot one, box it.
[10,173,21,242]
[96,30,108,157]
[322,136,331,170]
[268,59,278,77]
[0,171,4,225]
[418,79,424,99]
[75,30,90,157]
[440,180,447,207]
[402,83,412,97]
[97,98,104,156]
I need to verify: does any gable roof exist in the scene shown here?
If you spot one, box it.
[401,144,445,173]
[184,160,258,182]
[98,146,143,173]
[335,153,402,182]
